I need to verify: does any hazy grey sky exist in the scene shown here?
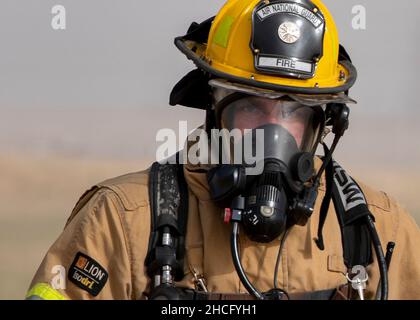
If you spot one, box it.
[0,0,419,115]
[0,0,419,171]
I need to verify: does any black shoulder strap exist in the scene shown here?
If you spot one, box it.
[145,152,189,281]
[316,158,373,269]
[331,161,373,268]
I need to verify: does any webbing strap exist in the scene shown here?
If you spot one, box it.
[315,157,373,268]
[181,284,350,300]
[331,161,373,268]
[145,152,189,281]
[315,144,335,250]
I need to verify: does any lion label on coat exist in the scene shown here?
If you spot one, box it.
[68,252,108,296]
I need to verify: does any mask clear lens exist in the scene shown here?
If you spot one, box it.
[220,96,320,151]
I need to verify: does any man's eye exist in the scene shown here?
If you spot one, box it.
[282,106,305,119]
[283,110,300,119]
[239,104,260,114]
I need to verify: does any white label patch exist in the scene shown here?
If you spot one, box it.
[258,56,313,73]
[256,3,323,28]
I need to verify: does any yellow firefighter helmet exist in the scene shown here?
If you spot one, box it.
[172,0,357,107]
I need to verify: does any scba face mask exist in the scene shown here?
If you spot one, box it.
[208,86,325,243]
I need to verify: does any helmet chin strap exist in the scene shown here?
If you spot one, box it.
[288,132,341,227]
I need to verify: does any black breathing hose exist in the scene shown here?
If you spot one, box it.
[366,215,388,300]
[231,222,264,300]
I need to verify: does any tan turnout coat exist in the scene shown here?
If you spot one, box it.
[28,147,420,300]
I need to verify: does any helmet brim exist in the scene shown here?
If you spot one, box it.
[209,79,357,106]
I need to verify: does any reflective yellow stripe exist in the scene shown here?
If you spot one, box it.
[26,283,67,300]
[213,15,234,48]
